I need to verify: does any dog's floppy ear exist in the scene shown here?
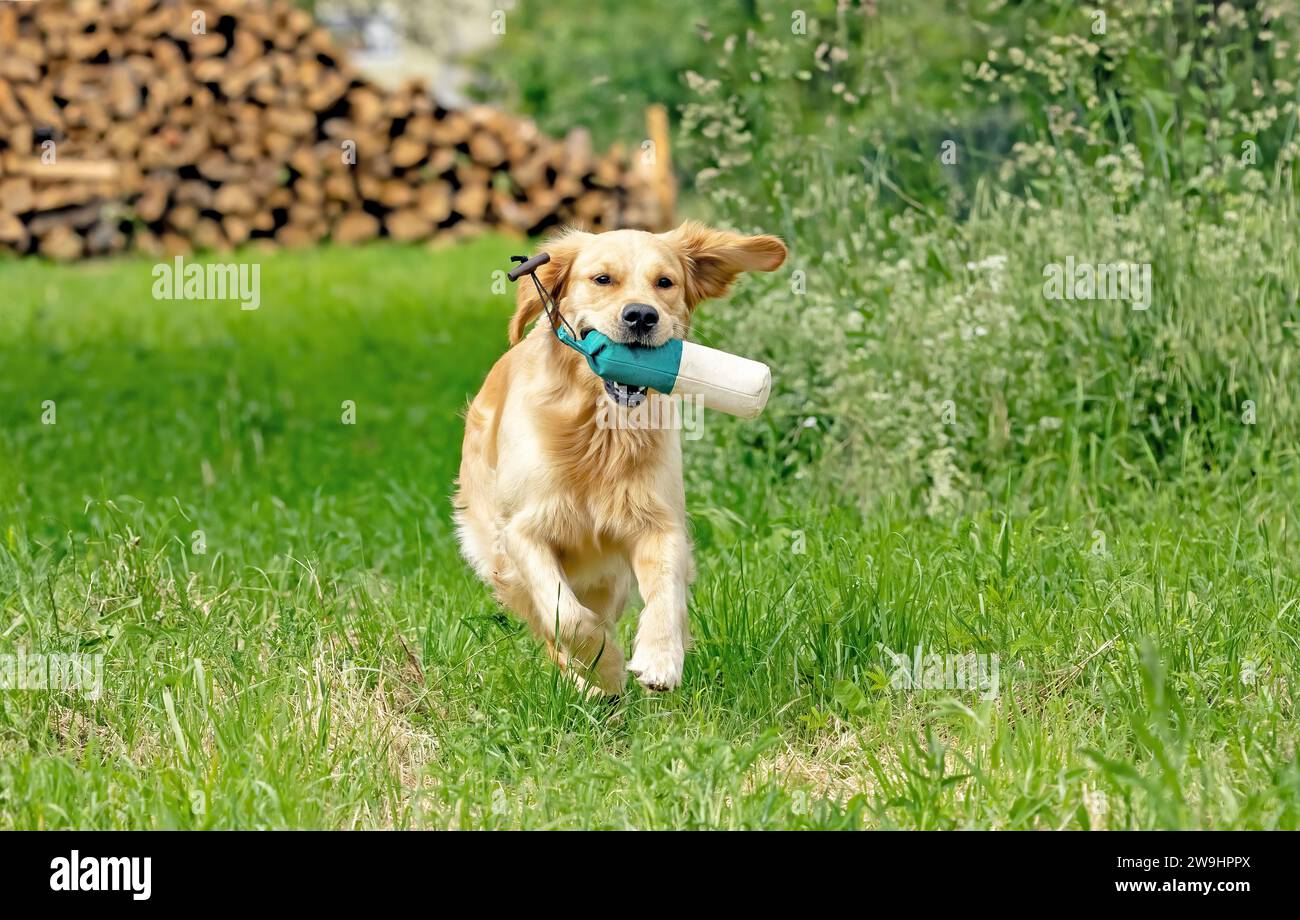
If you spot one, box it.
[662,220,787,308]
[509,230,590,345]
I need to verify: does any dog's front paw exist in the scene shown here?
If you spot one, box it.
[627,645,683,692]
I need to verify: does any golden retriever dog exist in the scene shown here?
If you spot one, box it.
[454,222,786,694]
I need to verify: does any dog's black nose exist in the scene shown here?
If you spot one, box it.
[622,303,659,334]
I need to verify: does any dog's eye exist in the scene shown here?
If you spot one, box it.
[656,277,674,289]
[593,274,612,285]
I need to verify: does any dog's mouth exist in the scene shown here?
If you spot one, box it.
[578,324,668,349]
[603,378,647,407]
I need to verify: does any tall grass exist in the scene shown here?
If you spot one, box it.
[3,243,1295,828]
[650,0,1300,510]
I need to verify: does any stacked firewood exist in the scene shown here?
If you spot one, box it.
[0,0,671,260]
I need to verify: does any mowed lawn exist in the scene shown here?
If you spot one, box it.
[1,240,1297,829]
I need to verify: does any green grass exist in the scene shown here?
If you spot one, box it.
[1,240,1297,829]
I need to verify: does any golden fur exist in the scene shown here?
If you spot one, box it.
[454,222,786,693]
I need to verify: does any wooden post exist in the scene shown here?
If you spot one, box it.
[646,104,676,231]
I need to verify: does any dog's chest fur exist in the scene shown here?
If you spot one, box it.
[534,393,678,545]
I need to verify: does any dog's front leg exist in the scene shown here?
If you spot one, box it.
[627,528,691,691]
[502,520,624,694]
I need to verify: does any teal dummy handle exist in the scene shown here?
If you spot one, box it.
[555,326,683,394]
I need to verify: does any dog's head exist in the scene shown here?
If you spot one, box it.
[509,222,787,348]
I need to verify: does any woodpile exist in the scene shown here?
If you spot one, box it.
[0,0,672,260]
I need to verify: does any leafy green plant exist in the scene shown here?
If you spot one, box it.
[670,0,1300,509]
